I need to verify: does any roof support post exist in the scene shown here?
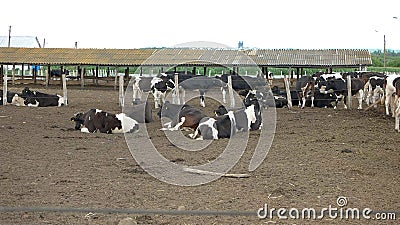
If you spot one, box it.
[2,64,7,105]
[45,65,50,88]
[11,64,15,86]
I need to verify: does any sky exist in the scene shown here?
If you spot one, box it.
[1,0,399,50]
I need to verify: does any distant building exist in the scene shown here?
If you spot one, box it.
[0,36,41,48]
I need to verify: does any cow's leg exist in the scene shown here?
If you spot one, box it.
[189,127,199,139]
[395,97,400,132]
[301,96,306,108]
[391,95,396,117]
[221,87,226,103]
[364,82,371,105]
[385,93,391,116]
[310,96,314,108]
[169,117,186,131]
[343,95,348,109]
[199,90,206,107]
[152,90,161,108]
[357,89,364,109]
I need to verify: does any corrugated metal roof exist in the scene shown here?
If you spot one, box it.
[0,47,372,67]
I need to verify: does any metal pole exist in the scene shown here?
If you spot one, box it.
[8,26,11,48]
[383,34,386,68]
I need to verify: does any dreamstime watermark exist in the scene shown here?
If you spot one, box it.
[122,41,277,186]
[257,196,397,221]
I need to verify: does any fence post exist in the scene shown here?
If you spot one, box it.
[11,64,15,85]
[119,74,124,106]
[346,75,352,109]
[62,73,68,106]
[228,74,235,108]
[174,73,180,104]
[2,65,7,105]
[114,67,118,91]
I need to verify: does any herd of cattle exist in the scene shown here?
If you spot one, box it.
[1,70,400,135]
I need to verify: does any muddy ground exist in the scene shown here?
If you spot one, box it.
[0,84,399,225]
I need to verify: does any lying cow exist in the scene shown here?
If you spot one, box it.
[71,109,139,133]
[157,101,206,131]
[190,95,260,140]
[22,87,65,107]
[11,94,26,106]
[123,100,153,123]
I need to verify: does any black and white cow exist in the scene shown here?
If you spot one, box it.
[304,89,336,108]
[123,100,153,123]
[189,97,259,140]
[319,76,365,109]
[132,74,175,108]
[11,94,26,106]
[216,74,267,91]
[394,78,400,132]
[364,76,385,107]
[271,86,299,107]
[385,74,400,116]
[0,90,20,105]
[50,69,69,79]
[296,76,315,108]
[173,75,228,107]
[243,90,263,130]
[157,101,206,131]
[22,87,65,107]
[71,109,139,133]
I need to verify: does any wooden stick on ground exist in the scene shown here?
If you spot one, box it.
[183,168,250,178]
[364,99,382,111]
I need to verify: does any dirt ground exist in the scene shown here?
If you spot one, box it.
[0,84,399,225]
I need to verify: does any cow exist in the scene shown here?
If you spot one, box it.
[315,73,365,109]
[71,109,139,133]
[296,76,315,108]
[132,73,175,108]
[394,78,400,132]
[271,85,299,107]
[123,100,153,123]
[11,94,26,106]
[364,76,385,107]
[157,101,206,131]
[173,75,228,108]
[50,69,69,79]
[304,89,336,108]
[189,96,259,140]
[22,87,65,107]
[243,90,263,130]
[216,74,268,91]
[385,74,400,116]
[0,90,20,105]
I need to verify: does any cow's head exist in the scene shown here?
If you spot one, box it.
[21,87,34,98]
[71,112,86,130]
[243,89,268,109]
[214,105,228,116]
[157,101,173,118]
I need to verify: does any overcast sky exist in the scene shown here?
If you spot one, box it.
[1,0,399,50]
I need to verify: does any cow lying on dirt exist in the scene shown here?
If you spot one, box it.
[71,109,139,134]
